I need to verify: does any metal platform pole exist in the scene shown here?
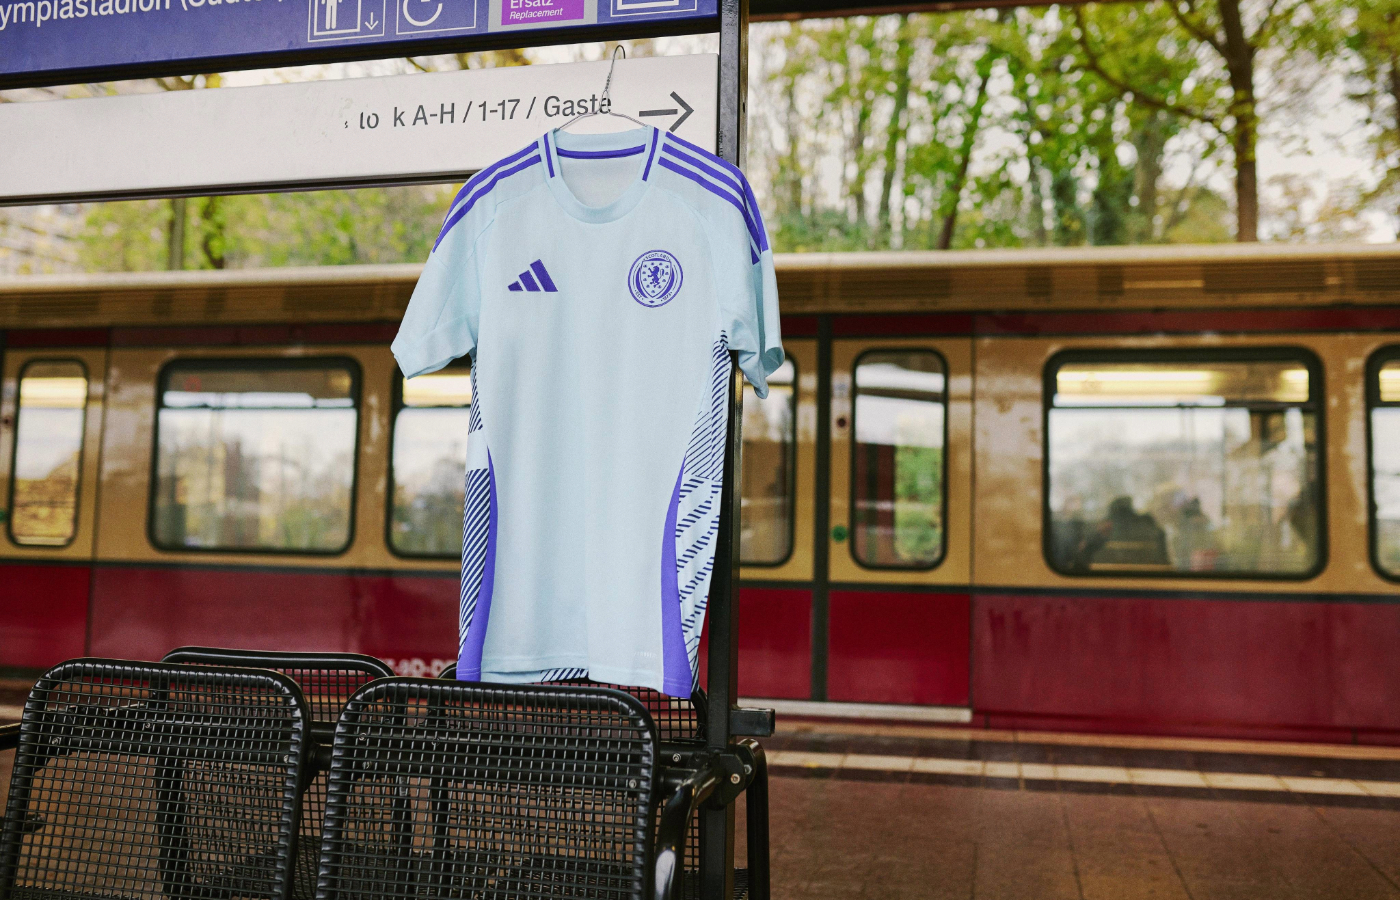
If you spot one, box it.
[701,0,747,896]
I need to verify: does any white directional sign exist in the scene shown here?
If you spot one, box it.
[0,54,717,205]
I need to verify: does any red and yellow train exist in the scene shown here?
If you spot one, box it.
[4,243,1400,743]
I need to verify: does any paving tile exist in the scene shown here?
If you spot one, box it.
[1060,792,1192,900]
[1315,805,1400,888]
[1130,768,1209,788]
[984,761,1019,779]
[1057,764,1131,784]
[1145,794,1297,899]
[1279,777,1367,796]
[911,757,984,777]
[1202,772,1286,792]
[768,750,843,769]
[1019,762,1056,781]
[841,754,913,772]
[1227,800,1400,900]
[971,788,1084,900]
[1356,780,1400,798]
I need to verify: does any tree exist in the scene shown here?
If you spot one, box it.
[879,11,1013,250]
[152,74,223,269]
[1342,0,1400,227]
[1074,0,1316,241]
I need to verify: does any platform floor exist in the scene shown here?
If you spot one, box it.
[4,701,1400,899]
[755,769,1400,899]
[743,720,1400,900]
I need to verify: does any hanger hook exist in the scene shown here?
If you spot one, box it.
[602,45,626,104]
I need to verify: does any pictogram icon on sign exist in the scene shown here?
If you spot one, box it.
[310,0,386,39]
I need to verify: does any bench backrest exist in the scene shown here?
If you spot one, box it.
[315,678,658,900]
[161,648,394,900]
[0,658,310,900]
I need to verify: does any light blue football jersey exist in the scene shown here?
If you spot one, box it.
[392,126,782,697]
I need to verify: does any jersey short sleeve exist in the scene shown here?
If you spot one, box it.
[717,201,782,398]
[658,133,783,398]
[392,144,544,377]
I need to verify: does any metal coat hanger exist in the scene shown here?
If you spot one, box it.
[558,45,649,132]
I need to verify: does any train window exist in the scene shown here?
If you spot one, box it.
[151,359,359,554]
[1369,351,1400,578]
[389,365,472,557]
[1046,352,1323,578]
[8,361,88,547]
[851,350,947,569]
[741,356,797,565]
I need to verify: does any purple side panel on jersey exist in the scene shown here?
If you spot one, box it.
[459,453,499,680]
[660,467,691,697]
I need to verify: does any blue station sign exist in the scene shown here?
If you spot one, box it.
[0,0,716,87]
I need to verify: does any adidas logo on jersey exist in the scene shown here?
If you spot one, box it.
[508,260,558,293]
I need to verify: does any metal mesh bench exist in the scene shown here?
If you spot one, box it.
[313,678,668,900]
[434,664,768,900]
[0,658,312,900]
[160,648,394,900]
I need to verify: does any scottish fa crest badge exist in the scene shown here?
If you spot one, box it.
[628,250,684,308]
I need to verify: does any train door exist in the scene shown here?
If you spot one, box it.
[819,334,973,708]
[0,343,108,668]
[737,337,818,699]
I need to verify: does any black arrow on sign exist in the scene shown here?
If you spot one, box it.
[638,92,694,133]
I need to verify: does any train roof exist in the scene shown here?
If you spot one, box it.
[2,243,1399,328]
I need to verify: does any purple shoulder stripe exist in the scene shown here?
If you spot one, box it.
[657,147,767,253]
[433,153,541,250]
[665,131,742,178]
[444,143,539,219]
[663,134,769,253]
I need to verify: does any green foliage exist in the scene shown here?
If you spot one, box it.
[759,0,1367,253]
[893,445,943,563]
[62,7,1387,270]
[77,200,170,272]
[79,186,454,272]
[225,186,454,268]
[1341,0,1400,228]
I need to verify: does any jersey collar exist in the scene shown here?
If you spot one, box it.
[541,126,659,224]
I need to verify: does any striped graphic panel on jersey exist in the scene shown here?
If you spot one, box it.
[675,336,730,689]
[538,667,589,682]
[457,366,495,680]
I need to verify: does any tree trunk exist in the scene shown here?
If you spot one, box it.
[875,16,913,248]
[1131,112,1170,241]
[1233,123,1258,241]
[167,197,186,270]
[844,32,874,232]
[1388,57,1400,228]
[849,104,871,229]
[779,75,805,220]
[200,196,226,269]
[937,61,993,251]
[1217,0,1258,241]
